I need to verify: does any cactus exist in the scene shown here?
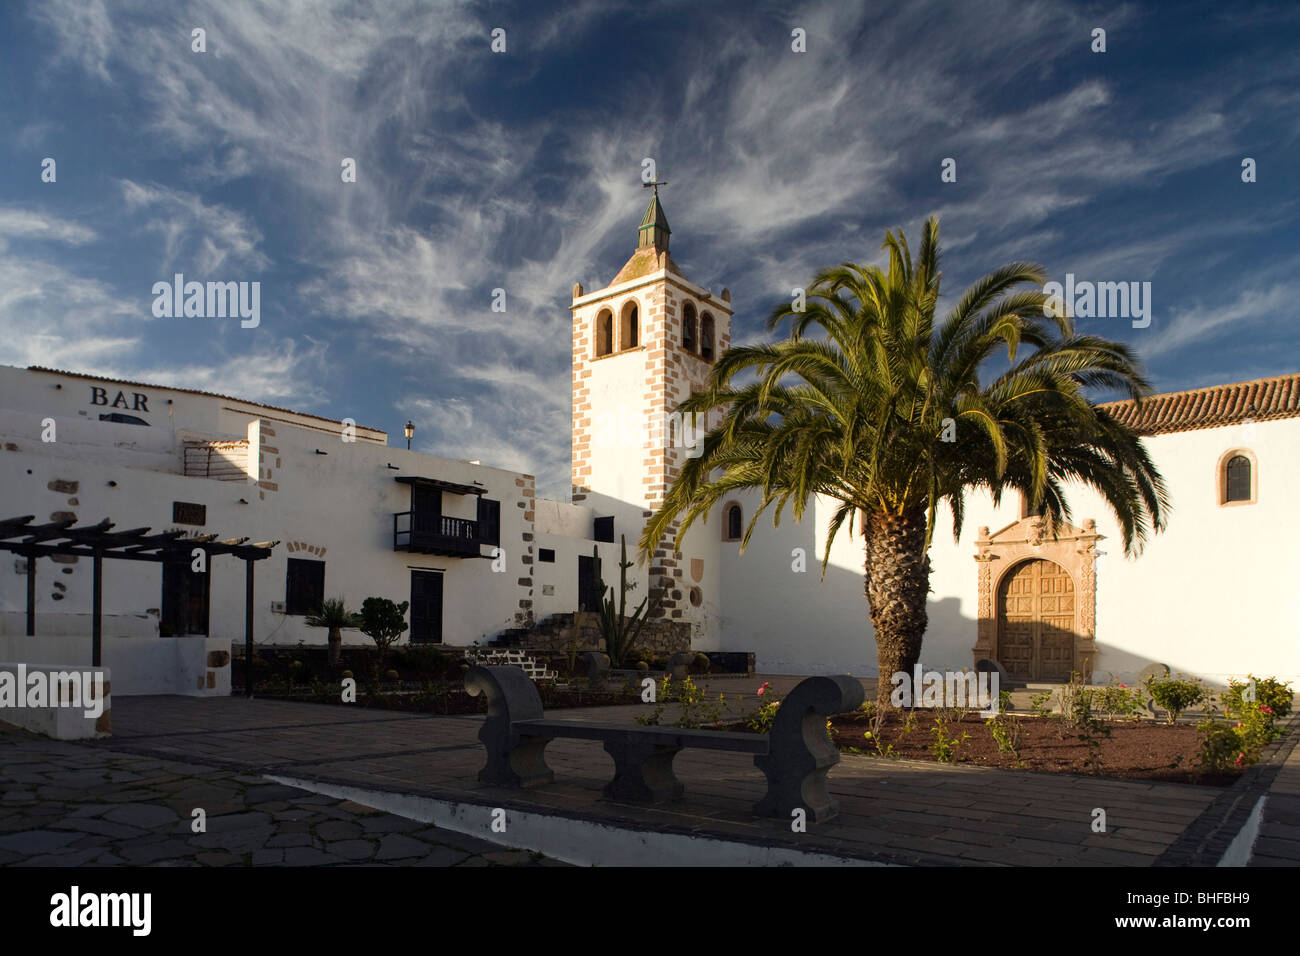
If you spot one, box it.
[594,535,650,667]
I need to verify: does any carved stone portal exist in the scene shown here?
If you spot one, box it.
[972,517,1102,682]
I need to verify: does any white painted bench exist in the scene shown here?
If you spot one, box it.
[0,663,111,739]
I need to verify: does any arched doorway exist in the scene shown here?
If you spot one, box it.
[996,558,1076,681]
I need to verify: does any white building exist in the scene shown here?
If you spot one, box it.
[2,194,1297,692]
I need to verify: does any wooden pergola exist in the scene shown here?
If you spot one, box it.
[0,515,277,697]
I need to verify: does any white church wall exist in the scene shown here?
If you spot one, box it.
[717,417,1300,686]
[1071,418,1300,685]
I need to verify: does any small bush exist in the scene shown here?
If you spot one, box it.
[1093,679,1145,722]
[930,717,969,763]
[1197,719,1246,774]
[384,669,400,681]
[1145,674,1207,724]
[1223,675,1294,719]
[1028,689,1054,717]
[393,645,448,676]
[635,661,649,671]
[1057,671,1095,731]
[693,652,711,674]
[986,714,1024,759]
[340,670,354,680]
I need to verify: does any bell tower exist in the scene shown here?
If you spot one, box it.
[569,186,732,624]
[570,186,731,508]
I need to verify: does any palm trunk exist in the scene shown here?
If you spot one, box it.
[328,627,342,667]
[864,508,932,712]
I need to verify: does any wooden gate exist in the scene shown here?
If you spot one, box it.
[996,559,1075,681]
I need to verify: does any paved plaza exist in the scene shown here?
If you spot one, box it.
[0,725,559,867]
[1,684,1295,867]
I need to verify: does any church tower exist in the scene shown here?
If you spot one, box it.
[570,187,732,626]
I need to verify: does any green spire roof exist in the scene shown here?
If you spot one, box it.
[637,190,671,251]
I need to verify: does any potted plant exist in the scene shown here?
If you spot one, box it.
[305,597,362,667]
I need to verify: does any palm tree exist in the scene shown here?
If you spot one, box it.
[305,597,362,667]
[641,217,1168,711]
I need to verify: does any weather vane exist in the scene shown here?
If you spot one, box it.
[643,178,668,197]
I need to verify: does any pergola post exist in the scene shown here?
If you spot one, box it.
[91,549,103,667]
[25,550,35,636]
[244,558,255,698]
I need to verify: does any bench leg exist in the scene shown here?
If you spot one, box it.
[478,730,555,789]
[753,755,839,823]
[602,739,684,803]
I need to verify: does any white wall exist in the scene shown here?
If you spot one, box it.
[720,418,1300,686]
[0,637,227,696]
[0,368,540,653]
[1077,418,1300,685]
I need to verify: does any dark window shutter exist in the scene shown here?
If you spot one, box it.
[477,497,501,546]
[286,558,325,615]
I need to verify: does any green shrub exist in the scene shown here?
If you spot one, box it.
[986,714,1023,758]
[384,669,400,681]
[693,652,711,674]
[1197,719,1244,774]
[357,597,409,665]
[340,670,354,680]
[635,661,649,671]
[393,645,448,676]
[930,717,969,763]
[1028,689,1053,717]
[1093,679,1145,722]
[1145,674,1207,724]
[1057,671,1095,730]
[748,699,780,734]
[1223,675,1294,719]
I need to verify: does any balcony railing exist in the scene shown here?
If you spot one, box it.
[393,511,482,557]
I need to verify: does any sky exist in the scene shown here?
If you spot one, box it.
[1,0,1297,498]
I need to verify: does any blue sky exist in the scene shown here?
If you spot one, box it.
[1,0,1297,497]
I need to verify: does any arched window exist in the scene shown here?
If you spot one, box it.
[723,502,742,541]
[701,313,715,361]
[620,301,639,350]
[1225,455,1252,503]
[682,302,697,352]
[595,310,613,357]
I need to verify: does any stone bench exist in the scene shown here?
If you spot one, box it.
[465,665,863,823]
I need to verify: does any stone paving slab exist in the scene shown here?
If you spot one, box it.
[1249,734,1300,867]
[0,722,563,867]
[87,694,1237,866]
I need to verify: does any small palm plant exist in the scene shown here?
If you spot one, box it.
[305,597,361,667]
[595,536,651,667]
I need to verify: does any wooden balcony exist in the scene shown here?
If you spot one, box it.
[393,511,484,557]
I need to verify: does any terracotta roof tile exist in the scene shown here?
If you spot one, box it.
[1098,372,1300,435]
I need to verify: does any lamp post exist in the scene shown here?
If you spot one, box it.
[404,420,414,450]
